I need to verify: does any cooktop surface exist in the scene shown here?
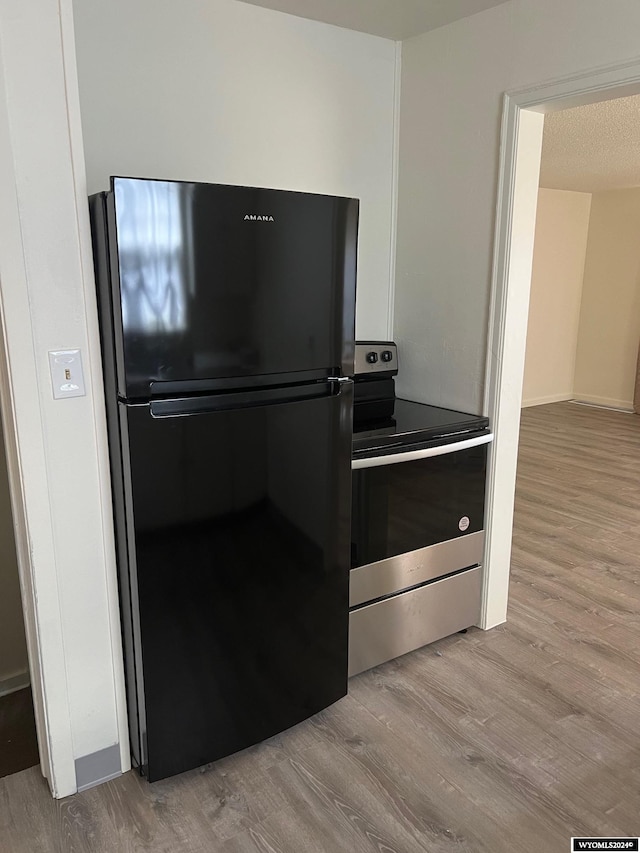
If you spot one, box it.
[352,398,490,456]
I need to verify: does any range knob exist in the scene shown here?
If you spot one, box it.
[381,350,394,363]
[366,351,379,364]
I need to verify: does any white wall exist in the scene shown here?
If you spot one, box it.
[0,0,126,796]
[523,186,640,412]
[72,0,399,340]
[522,188,591,407]
[574,188,640,410]
[0,416,28,685]
[394,0,640,413]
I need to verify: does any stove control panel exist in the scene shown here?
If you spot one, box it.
[354,341,398,376]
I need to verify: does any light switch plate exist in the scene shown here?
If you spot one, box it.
[48,349,86,399]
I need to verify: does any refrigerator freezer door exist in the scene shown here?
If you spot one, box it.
[109,178,358,397]
[118,383,352,781]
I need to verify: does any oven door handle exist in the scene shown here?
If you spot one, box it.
[352,433,494,469]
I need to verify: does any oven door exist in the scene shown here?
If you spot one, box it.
[351,434,492,588]
[349,433,492,675]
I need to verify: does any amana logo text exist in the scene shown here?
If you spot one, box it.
[244,214,275,221]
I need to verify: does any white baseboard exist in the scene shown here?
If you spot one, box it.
[573,395,634,413]
[521,392,572,408]
[0,670,30,698]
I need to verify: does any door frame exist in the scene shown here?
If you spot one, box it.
[481,58,640,629]
[0,51,74,793]
[0,0,129,798]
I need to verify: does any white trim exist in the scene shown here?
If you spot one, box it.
[506,57,640,114]
[0,671,30,698]
[573,395,634,412]
[0,0,132,797]
[481,106,544,630]
[352,433,493,469]
[482,57,640,631]
[0,31,75,795]
[57,0,130,778]
[387,40,402,341]
[521,393,572,408]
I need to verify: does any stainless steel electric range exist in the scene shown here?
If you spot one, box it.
[349,342,493,676]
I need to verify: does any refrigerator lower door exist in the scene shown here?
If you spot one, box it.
[117,382,352,781]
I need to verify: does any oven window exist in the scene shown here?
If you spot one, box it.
[351,444,487,568]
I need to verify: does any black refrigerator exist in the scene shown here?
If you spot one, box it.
[89,177,358,782]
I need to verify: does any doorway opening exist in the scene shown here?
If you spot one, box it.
[510,90,640,654]
[482,61,640,629]
[0,401,39,779]
[523,94,640,415]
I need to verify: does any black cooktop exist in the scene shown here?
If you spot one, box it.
[352,398,490,457]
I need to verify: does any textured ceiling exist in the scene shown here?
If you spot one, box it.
[236,0,510,40]
[540,94,640,193]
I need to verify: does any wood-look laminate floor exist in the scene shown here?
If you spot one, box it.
[1,402,639,852]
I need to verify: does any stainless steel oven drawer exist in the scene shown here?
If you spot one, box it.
[349,531,483,608]
[348,566,482,677]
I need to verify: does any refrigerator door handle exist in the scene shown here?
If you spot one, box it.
[149,380,344,418]
[328,376,354,397]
